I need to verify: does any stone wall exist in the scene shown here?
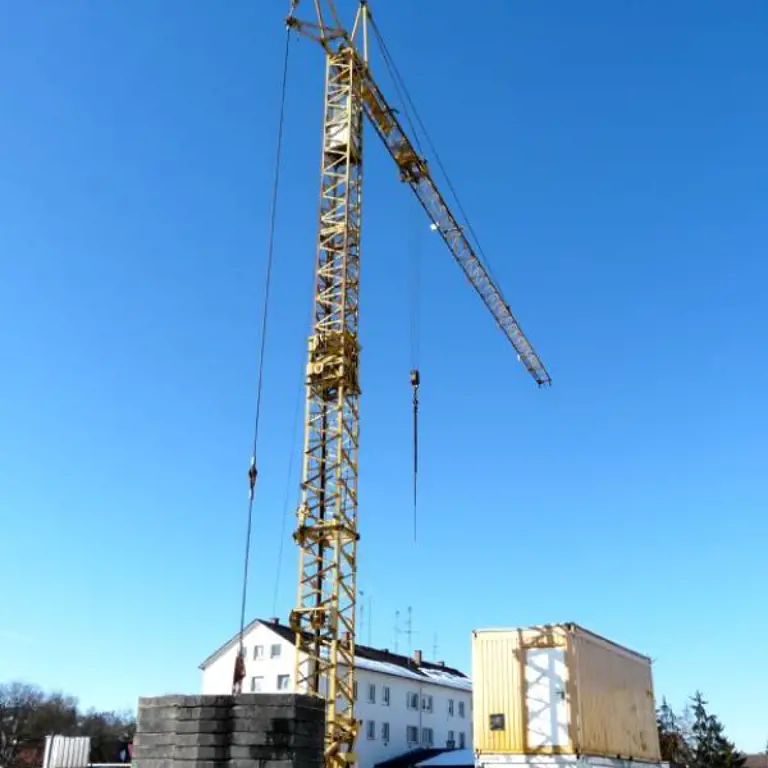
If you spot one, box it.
[133,694,325,768]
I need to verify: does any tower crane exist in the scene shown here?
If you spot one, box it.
[283,2,551,767]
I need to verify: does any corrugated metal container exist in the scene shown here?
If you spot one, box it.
[472,624,661,763]
[42,735,91,768]
[43,736,91,768]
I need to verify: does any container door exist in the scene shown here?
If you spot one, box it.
[524,647,569,751]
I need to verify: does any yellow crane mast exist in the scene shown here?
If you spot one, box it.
[285,3,551,768]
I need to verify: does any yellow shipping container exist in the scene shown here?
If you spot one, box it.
[472,623,661,763]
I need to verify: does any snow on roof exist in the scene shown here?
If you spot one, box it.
[200,618,472,691]
[418,667,472,691]
[415,749,474,767]
[355,656,472,691]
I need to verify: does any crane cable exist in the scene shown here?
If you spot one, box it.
[232,26,292,695]
[374,22,425,544]
[368,16,502,288]
[409,203,422,543]
[371,21,425,544]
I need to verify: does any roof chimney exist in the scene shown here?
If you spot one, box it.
[269,617,279,624]
[437,660,445,667]
[413,649,423,665]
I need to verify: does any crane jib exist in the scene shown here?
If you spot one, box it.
[358,65,551,387]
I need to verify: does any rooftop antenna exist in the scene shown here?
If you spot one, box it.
[394,610,400,653]
[406,606,415,656]
[368,593,373,647]
[432,632,438,660]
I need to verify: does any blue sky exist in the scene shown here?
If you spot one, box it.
[1,0,767,753]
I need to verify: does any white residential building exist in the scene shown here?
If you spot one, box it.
[199,618,473,768]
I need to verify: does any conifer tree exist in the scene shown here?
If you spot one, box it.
[689,691,746,768]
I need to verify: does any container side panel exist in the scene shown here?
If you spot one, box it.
[573,629,661,762]
[472,631,524,754]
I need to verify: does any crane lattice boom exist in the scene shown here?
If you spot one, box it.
[359,68,551,386]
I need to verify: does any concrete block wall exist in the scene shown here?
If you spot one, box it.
[134,694,325,768]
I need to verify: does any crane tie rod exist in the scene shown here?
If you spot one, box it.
[232,25,292,695]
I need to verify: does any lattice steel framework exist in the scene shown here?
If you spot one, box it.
[289,43,365,768]
[285,4,550,768]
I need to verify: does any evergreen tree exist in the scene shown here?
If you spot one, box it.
[718,736,746,768]
[690,690,718,767]
[689,691,746,768]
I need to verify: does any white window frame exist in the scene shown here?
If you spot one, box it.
[422,727,434,747]
[448,698,455,716]
[383,686,391,706]
[381,722,390,742]
[421,694,433,712]
[459,732,466,749]
[270,643,282,659]
[276,674,290,690]
[448,730,455,747]
[407,692,419,710]
[407,726,419,745]
[366,720,376,740]
[458,700,466,718]
[253,645,264,660]
[368,683,376,704]
[250,676,264,693]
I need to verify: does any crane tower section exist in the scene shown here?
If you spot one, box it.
[289,43,365,768]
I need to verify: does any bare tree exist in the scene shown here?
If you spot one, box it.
[0,682,45,768]
[0,682,136,768]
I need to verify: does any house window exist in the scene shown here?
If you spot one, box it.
[448,699,454,716]
[250,676,263,693]
[406,726,419,745]
[383,686,391,706]
[447,730,455,748]
[353,681,358,701]
[366,720,376,740]
[422,728,434,747]
[459,733,466,749]
[407,692,419,710]
[368,684,376,703]
[381,723,390,742]
[270,644,282,659]
[277,674,290,690]
[458,701,466,718]
[253,645,264,660]
[421,694,433,712]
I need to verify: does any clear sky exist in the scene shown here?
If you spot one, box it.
[1,0,767,754]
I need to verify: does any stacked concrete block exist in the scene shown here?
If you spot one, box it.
[133,694,325,768]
